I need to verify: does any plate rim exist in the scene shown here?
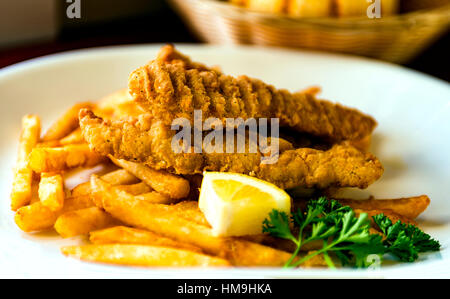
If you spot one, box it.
[1,43,449,87]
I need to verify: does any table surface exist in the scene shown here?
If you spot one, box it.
[0,6,448,82]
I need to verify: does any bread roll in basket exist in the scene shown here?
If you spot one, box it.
[169,0,450,63]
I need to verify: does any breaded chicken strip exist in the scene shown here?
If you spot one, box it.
[128,45,377,142]
[80,109,383,189]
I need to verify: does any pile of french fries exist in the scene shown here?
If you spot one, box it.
[10,98,431,268]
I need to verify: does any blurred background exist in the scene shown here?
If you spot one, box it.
[0,0,448,80]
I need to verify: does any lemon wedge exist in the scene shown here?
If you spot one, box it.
[199,172,291,237]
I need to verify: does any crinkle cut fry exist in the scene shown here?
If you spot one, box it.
[128,45,377,142]
[79,109,383,190]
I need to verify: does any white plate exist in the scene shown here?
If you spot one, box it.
[0,44,449,278]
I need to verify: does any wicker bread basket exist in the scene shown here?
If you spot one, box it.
[169,0,450,63]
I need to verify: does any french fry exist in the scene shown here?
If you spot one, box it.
[17,115,41,163]
[11,168,33,211]
[28,144,106,173]
[70,182,92,197]
[354,208,417,226]
[108,156,190,200]
[91,176,292,266]
[15,195,94,232]
[134,191,174,204]
[14,202,58,232]
[224,239,293,267]
[29,179,41,204]
[336,195,430,219]
[246,234,324,253]
[116,182,151,195]
[36,140,61,148]
[287,0,331,17]
[61,195,95,212]
[100,169,139,184]
[94,89,145,120]
[89,176,171,206]
[11,115,41,211]
[171,201,210,227]
[302,251,327,268]
[90,226,203,252]
[61,244,230,267]
[60,128,85,145]
[246,0,285,13]
[54,207,119,238]
[71,169,139,197]
[96,89,130,110]
[42,102,93,141]
[171,201,323,253]
[39,173,65,211]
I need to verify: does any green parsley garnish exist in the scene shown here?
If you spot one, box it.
[263,197,440,268]
[372,213,440,262]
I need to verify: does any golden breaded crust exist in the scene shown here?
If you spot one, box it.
[80,109,383,189]
[128,45,377,142]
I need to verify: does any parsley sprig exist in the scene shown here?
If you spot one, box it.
[263,197,440,268]
[373,214,441,262]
